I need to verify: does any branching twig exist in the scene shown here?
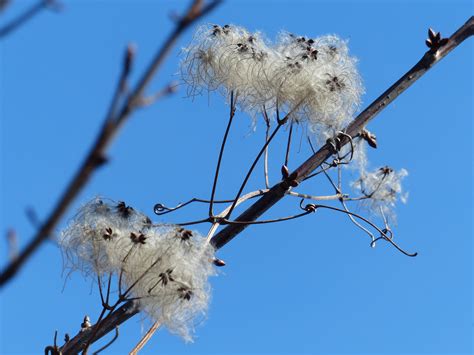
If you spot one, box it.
[206,189,268,241]
[0,0,222,288]
[92,327,119,355]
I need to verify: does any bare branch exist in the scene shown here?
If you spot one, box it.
[0,0,222,288]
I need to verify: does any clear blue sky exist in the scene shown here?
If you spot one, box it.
[1,1,472,354]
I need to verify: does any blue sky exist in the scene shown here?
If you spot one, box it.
[0,1,472,354]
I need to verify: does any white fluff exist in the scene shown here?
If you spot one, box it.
[352,167,408,221]
[181,24,364,139]
[60,198,216,342]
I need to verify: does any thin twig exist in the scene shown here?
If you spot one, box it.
[129,321,161,355]
[92,327,119,355]
[224,123,283,219]
[209,91,236,218]
[154,197,236,216]
[137,82,178,107]
[263,107,271,189]
[0,0,60,39]
[287,191,344,201]
[224,100,304,220]
[223,210,312,225]
[284,120,294,168]
[0,0,222,288]
[210,17,473,250]
[311,204,417,257]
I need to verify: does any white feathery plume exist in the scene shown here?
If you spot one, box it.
[352,167,408,221]
[181,24,364,140]
[60,198,216,342]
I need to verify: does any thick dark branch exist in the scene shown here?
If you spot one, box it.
[0,0,221,287]
[59,301,138,354]
[210,16,473,250]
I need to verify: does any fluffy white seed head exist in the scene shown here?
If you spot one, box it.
[352,167,408,220]
[60,198,216,341]
[181,24,364,140]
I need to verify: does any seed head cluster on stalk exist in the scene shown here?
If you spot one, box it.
[181,24,364,139]
[352,167,409,220]
[60,198,216,341]
[181,24,408,221]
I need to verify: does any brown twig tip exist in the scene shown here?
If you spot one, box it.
[425,27,448,51]
[124,43,136,73]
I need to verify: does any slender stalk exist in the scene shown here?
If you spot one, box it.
[263,108,271,189]
[129,321,161,355]
[209,91,236,217]
[284,121,294,168]
[223,210,312,225]
[92,327,119,355]
[224,123,283,219]
[312,204,417,257]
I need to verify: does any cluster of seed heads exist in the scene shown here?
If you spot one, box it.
[60,198,215,341]
[352,166,409,220]
[181,24,364,139]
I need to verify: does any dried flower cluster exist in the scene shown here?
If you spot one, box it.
[60,198,215,341]
[181,24,364,138]
[352,166,409,220]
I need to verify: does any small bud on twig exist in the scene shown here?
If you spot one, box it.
[281,165,290,179]
[361,129,377,149]
[212,257,226,267]
[80,316,91,332]
[425,27,448,52]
